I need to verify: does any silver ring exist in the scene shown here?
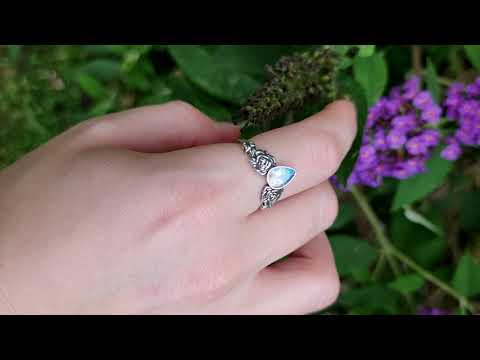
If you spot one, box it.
[239,139,297,209]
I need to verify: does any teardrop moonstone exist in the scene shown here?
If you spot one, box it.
[266,166,296,190]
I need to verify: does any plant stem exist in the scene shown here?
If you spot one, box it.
[390,247,475,313]
[372,251,387,281]
[351,186,416,311]
[351,187,401,275]
[351,185,476,314]
[412,46,423,75]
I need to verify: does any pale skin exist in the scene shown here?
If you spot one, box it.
[0,99,357,314]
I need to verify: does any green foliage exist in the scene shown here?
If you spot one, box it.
[1,45,480,315]
[464,45,480,71]
[330,235,378,277]
[334,73,368,185]
[425,58,441,103]
[330,202,356,231]
[392,150,454,211]
[388,274,425,295]
[353,51,388,106]
[452,254,480,298]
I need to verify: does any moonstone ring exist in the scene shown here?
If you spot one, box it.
[239,139,297,209]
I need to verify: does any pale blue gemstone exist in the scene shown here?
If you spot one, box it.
[267,166,296,189]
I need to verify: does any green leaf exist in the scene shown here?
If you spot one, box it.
[73,73,107,99]
[388,274,425,295]
[329,235,378,277]
[80,59,121,82]
[452,253,480,298]
[332,45,354,55]
[167,45,261,105]
[339,286,401,314]
[392,150,453,211]
[164,72,232,121]
[390,213,446,268]
[353,52,388,106]
[464,45,480,71]
[425,58,441,104]
[403,206,443,236]
[357,45,376,57]
[334,73,368,185]
[211,45,312,81]
[329,202,356,231]
[460,192,480,232]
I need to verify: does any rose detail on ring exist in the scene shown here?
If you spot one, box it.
[260,185,283,209]
[251,150,276,176]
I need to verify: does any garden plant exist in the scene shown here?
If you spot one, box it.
[1,45,480,315]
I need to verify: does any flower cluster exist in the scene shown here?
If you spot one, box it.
[238,46,340,129]
[442,77,480,161]
[348,76,442,188]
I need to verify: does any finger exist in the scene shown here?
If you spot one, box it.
[243,233,340,315]
[69,101,239,153]
[173,100,356,215]
[244,181,338,270]
[246,100,356,209]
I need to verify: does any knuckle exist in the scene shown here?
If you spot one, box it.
[321,184,339,230]
[308,267,341,312]
[67,117,115,145]
[182,261,237,302]
[333,99,357,122]
[303,128,344,174]
[319,271,341,308]
[331,99,358,140]
[169,100,213,126]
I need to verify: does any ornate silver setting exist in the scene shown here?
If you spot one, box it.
[239,139,296,209]
[241,140,277,176]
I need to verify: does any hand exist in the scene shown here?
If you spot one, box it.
[0,100,356,314]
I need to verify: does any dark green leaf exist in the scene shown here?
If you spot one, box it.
[390,213,446,268]
[339,286,401,314]
[452,253,480,298]
[388,274,425,295]
[80,59,121,82]
[392,149,453,211]
[460,192,480,232]
[329,202,357,231]
[73,73,107,99]
[167,45,261,105]
[335,73,368,185]
[425,57,441,103]
[164,72,232,121]
[465,45,480,71]
[330,235,378,277]
[353,52,388,106]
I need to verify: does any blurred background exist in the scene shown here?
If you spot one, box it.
[1,45,479,315]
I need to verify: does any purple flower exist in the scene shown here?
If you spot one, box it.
[441,141,462,161]
[386,130,407,149]
[466,82,480,97]
[418,307,450,316]
[413,91,434,110]
[392,114,417,133]
[346,76,443,188]
[373,130,388,150]
[443,77,480,156]
[421,129,441,147]
[421,104,442,124]
[406,136,429,155]
[403,76,421,99]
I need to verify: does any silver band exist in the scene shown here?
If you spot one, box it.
[239,140,296,209]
